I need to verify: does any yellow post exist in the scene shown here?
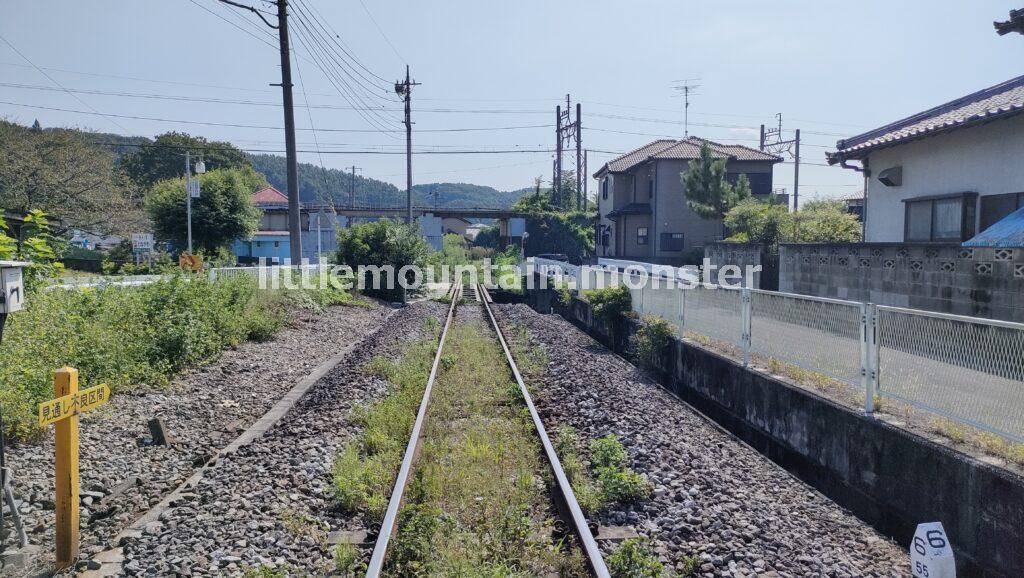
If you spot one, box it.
[54,367,79,570]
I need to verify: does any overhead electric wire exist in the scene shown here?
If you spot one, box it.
[292,33,333,210]
[0,98,555,134]
[288,9,401,134]
[189,0,277,50]
[0,33,129,132]
[83,139,558,155]
[355,0,405,64]
[294,0,396,92]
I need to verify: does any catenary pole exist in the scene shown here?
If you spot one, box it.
[793,128,801,211]
[576,102,582,210]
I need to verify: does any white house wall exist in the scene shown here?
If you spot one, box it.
[865,114,1024,242]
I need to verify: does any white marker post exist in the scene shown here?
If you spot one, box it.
[0,261,27,314]
[911,522,956,578]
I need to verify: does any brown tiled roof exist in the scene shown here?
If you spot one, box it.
[252,186,288,205]
[594,137,778,177]
[829,75,1024,162]
[600,140,677,175]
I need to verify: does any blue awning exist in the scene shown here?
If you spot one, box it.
[963,205,1024,247]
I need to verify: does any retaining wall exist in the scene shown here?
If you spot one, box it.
[541,290,1024,577]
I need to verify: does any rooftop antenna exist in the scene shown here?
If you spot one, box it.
[672,78,701,138]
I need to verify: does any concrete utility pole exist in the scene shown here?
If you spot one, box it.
[395,66,419,224]
[274,0,302,264]
[185,152,193,255]
[347,165,361,209]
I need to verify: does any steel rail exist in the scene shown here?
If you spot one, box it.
[365,283,460,577]
[479,285,611,578]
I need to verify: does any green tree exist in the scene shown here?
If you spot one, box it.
[0,120,142,235]
[335,220,430,301]
[123,132,251,189]
[681,143,751,221]
[723,197,861,246]
[724,196,790,245]
[792,199,862,242]
[145,167,264,253]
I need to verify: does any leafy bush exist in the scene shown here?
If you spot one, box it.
[607,539,665,578]
[0,275,351,440]
[586,285,632,326]
[590,434,651,506]
[335,219,430,302]
[591,434,629,470]
[631,315,675,369]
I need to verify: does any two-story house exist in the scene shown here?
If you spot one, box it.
[593,137,781,262]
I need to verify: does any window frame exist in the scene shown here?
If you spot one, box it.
[602,178,609,200]
[660,232,685,251]
[902,192,977,242]
[636,226,649,246]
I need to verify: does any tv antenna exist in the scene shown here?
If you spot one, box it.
[672,78,701,137]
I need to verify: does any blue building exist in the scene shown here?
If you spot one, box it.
[233,187,346,265]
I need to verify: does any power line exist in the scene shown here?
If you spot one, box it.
[0,98,557,133]
[289,11,400,134]
[0,33,129,133]
[356,0,405,64]
[190,0,277,49]
[298,0,396,89]
[84,139,558,155]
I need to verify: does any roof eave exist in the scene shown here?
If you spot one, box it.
[829,106,1024,163]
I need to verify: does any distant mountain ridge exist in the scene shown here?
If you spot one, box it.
[248,154,529,209]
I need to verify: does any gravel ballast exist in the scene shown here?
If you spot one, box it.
[117,301,447,576]
[493,303,910,578]
[5,300,389,575]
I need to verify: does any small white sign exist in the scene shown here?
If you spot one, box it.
[0,266,25,314]
[131,233,154,251]
[187,178,201,198]
[911,522,955,578]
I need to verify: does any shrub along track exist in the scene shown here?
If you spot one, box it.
[7,299,388,576]
[80,302,446,576]
[493,303,910,578]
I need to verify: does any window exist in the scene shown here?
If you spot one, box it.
[647,179,654,198]
[660,232,685,251]
[980,192,1024,232]
[903,193,977,242]
[637,227,648,245]
[602,178,608,200]
[274,241,281,248]
[256,241,263,248]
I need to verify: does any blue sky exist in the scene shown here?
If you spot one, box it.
[1,0,1021,201]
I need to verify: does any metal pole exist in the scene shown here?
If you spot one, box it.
[185,151,193,254]
[555,105,562,207]
[793,128,801,211]
[404,66,413,224]
[741,288,752,367]
[576,102,582,211]
[276,0,302,265]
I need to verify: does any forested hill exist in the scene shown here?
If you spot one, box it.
[248,153,530,209]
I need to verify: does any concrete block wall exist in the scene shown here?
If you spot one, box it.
[704,242,769,288]
[780,243,1024,322]
[543,291,1024,577]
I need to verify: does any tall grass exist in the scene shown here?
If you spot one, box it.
[0,275,357,441]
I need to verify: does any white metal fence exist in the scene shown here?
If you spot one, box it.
[573,260,1024,444]
[50,264,332,290]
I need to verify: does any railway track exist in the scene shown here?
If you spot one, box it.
[366,283,610,577]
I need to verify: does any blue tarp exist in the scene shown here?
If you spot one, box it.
[963,205,1024,247]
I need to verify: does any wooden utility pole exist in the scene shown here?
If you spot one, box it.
[275,0,302,264]
[395,66,419,223]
